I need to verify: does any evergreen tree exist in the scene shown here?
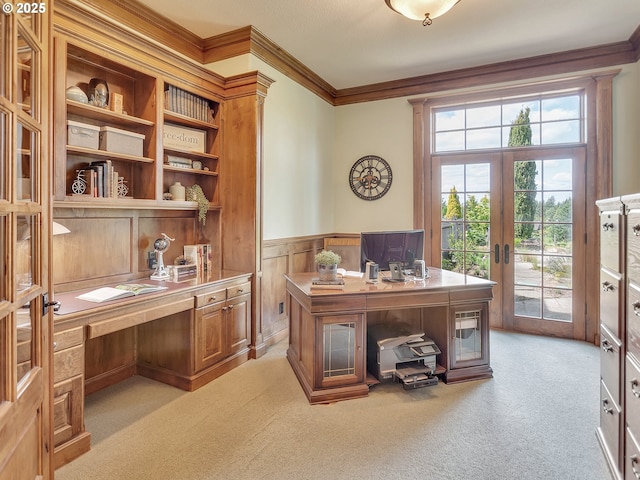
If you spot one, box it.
[509,107,537,239]
[444,186,462,220]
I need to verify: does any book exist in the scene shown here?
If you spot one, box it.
[337,268,363,279]
[76,283,167,303]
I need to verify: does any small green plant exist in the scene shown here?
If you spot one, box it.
[314,250,341,266]
[186,184,209,225]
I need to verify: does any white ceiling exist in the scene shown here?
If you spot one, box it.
[136,0,640,90]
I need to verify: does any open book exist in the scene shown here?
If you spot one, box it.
[76,283,167,303]
[337,268,363,279]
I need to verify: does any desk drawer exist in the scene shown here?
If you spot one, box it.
[628,211,640,284]
[195,287,226,308]
[227,282,251,300]
[629,283,640,363]
[599,208,622,272]
[53,326,83,352]
[53,344,84,383]
[626,428,640,480]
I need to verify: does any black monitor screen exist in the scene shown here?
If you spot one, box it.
[360,229,425,271]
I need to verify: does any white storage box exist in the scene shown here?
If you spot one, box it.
[67,120,100,150]
[163,123,206,153]
[99,126,145,157]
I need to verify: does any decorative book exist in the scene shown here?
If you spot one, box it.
[76,283,167,303]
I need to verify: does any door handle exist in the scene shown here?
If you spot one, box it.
[504,244,510,265]
[494,244,500,264]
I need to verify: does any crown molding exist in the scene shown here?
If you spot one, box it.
[68,1,640,106]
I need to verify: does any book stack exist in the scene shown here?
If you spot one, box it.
[164,84,214,123]
[164,155,193,169]
[167,264,198,282]
[82,160,121,198]
[183,244,212,278]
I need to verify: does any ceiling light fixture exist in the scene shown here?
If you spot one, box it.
[385,0,460,26]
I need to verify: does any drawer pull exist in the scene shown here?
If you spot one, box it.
[634,224,640,236]
[602,399,614,415]
[632,378,640,399]
[632,455,640,479]
[237,288,244,293]
[601,281,614,292]
[208,296,217,303]
[634,302,640,317]
[228,304,234,310]
[601,340,613,353]
[602,222,614,231]
[53,341,58,351]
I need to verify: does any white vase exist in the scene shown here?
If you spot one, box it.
[170,182,185,201]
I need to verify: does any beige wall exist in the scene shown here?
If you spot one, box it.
[208,57,640,240]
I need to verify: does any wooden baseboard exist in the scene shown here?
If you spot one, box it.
[54,431,91,470]
[84,364,136,396]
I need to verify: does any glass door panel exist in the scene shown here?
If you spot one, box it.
[16,215,34,292]
[16,122,35,201]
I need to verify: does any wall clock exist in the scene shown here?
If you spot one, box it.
[349,155,393,201]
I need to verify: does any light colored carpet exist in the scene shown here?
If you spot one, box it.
[55,330,612,480]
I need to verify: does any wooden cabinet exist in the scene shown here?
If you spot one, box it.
[596,193,640,480]
[446,303,491,382]
[194,282,251,371]
[52,326,90,468]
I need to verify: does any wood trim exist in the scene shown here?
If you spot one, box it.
[73,1,640,107]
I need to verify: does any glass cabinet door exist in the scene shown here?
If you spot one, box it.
[318,314,365,388]
[450,304,489,370]
[0,3,51,478]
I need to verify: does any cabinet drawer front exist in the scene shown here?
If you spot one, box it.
[53,344,84,383]
[627,355,640,435]
[599,380,621,464]
[601,326,621,405]
[626,428,640,480]
[227,281,251,299]
[629,211,640,284]
[629,283,640,363]
[53,374,84,447]
[53,326,83,352]
[195,288,226,308]
[600,269,622,337]
[600,211,621,272]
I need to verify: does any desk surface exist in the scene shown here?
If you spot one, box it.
[285,267,495,297]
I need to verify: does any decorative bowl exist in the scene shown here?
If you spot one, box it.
[65,86,88,104]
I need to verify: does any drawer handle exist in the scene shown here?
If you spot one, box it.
[634,224,640,236]
[632,455,640,479]
[237,288,244,293]
[228,304,234,310]
[53,341,58,351]
[601,281,614,292]
[632,378,640,399]
[602,399,614,415]
[601,340,613,353]
[634,302,640,317]
[208,296,217,302]
[602,222,614,231]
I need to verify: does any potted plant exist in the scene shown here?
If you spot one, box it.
[314,249,341,282]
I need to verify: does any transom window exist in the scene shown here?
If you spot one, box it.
[433,92,585,153]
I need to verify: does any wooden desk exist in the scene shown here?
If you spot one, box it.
[52,271,252,468]
[285,268,495,404]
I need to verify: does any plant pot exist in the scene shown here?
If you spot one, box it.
[317,263,338,282]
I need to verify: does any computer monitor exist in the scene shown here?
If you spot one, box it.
[360,229,425,272]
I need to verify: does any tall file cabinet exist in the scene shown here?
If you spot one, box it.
[624,194,640,480]
[597,193,640,480]
[597,196,625,479]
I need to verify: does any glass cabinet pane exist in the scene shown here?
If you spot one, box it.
[0,216,5,301]
[16,122,35,201]
[0,111,5,200]
[16,215,34,292]
[17,302,34,382]
[454,309,483,362]
[0,11,7,99]
[323,322,356,378]
[17,26,37,118]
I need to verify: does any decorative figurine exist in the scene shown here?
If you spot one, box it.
[150,233,175,280]
[88,78,109,108]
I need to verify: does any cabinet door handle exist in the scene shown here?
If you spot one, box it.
[601,399,614,415]
[503,244,510,265]
[602,222,614,231]
[634,302,640,317]
[228,304,234,310]
[634,224,640,236]
[53,341,58,351]
[494,244,500,264]
[631,378,640,399]
[601,281,614,292]
[631,455,640,480]
[601,340,613,353]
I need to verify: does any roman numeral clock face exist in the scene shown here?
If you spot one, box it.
[349,155,393,201]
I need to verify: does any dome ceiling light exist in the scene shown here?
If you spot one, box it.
[385,0,461,26]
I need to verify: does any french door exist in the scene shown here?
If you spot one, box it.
[432,146,586,339]
[0,3,52,478]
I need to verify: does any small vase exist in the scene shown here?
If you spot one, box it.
[169,181,185,201]
[318,263,338,282]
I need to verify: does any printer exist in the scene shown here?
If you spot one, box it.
[367,323,441,390]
